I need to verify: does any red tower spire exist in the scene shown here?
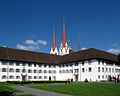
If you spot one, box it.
[79,38,80,51]
[52,24,56,51]
[62,16,67,47]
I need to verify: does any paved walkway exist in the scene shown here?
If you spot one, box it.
[11,86,70,96]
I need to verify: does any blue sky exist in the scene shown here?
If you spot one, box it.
[0,0,120,54]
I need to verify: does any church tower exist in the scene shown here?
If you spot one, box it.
[59,17,69,55]
[79,39,80,51]
[50,25,58,55]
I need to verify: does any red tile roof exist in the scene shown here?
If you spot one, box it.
[0,46,118,64]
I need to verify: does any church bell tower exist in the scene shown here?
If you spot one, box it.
[50,24,58,55]
[59,17,69,55]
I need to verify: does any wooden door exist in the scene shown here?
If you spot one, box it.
[22,76,26,81]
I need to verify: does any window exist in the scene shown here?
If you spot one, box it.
[34,70,37,73]
[70,63,73,67]
[48,70,52,73]
[59,65,61,68]
[9,76,14,79]
[28,69,32,73]
[59,70,62,73]
[16,76,20,79]
[98,67,100,72]
[34,64,36,67]
[2,75,7,79]
[22,69,26,73]
[34,76,37,79]
[106,68,108,72]
[2,61,7,65]
[98,60,100,65]
[9,68,14,72]
[16,69,20,72]
[39,64,42,67]
[28,63,32,67]
[88,67,92,72]
[44,70,47,73]
[44,64,47,67]
[44,76,47,79]
[75,62,78,66]
[63,70,65,73]
[28,76,32,79]
[70,69,73,73]
[39,76,42,79]
[9,62,14,65]
[66,70,69,73]
[102,67,104,72]
[75,69,79,73]
[53,70,56,73]
[16,62,20,66]
[82,61,84,65]
[39,70,42,73]
[22,63,26,66]
[82,68,85,72]
[53,65,56,68]
[109,68,111,73]
[66,64,68,67]
[88,61,91,65]
[102,75,104,79]
[2,68,7,72]
[112,68,114,73]
[98,75,100,79]
[49,65,51,68]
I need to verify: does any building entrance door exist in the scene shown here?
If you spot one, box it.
[22,75,26,81]
[49,76,51,81]
[75,75,78,81]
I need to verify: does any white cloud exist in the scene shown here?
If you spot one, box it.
[37,40,47,45]
[25,40,37,45]
[81,47,88,50]
[107,48,120,54]
[16,44,40,50]
[25,40,47,45]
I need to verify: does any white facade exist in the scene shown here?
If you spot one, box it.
[0,59,120,82]
[59,43,69,55]
[50,47,58,55]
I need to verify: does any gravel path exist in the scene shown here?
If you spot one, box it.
[11,86,70,96]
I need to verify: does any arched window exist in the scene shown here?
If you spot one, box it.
[16,76,20,79]
[2,75,7,79]
[28,76,32,79]
[28,69,32,73]
[34,70,37,73]
[9,68,14,72]
[9,76,14,79]
[22,69,26,73]
[16,69,20,72]
[39,70,42,73]
[34,76,37,79]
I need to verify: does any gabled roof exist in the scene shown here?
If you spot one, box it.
[0,46,118,64]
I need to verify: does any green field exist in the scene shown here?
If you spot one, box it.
[0,85,22,92]
[30,83,120,96]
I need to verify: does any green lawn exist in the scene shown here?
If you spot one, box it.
[0,86,22,92]
[30,83,120,96]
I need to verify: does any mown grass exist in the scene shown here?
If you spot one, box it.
[30,83,120,96]
[0,86,22,92]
